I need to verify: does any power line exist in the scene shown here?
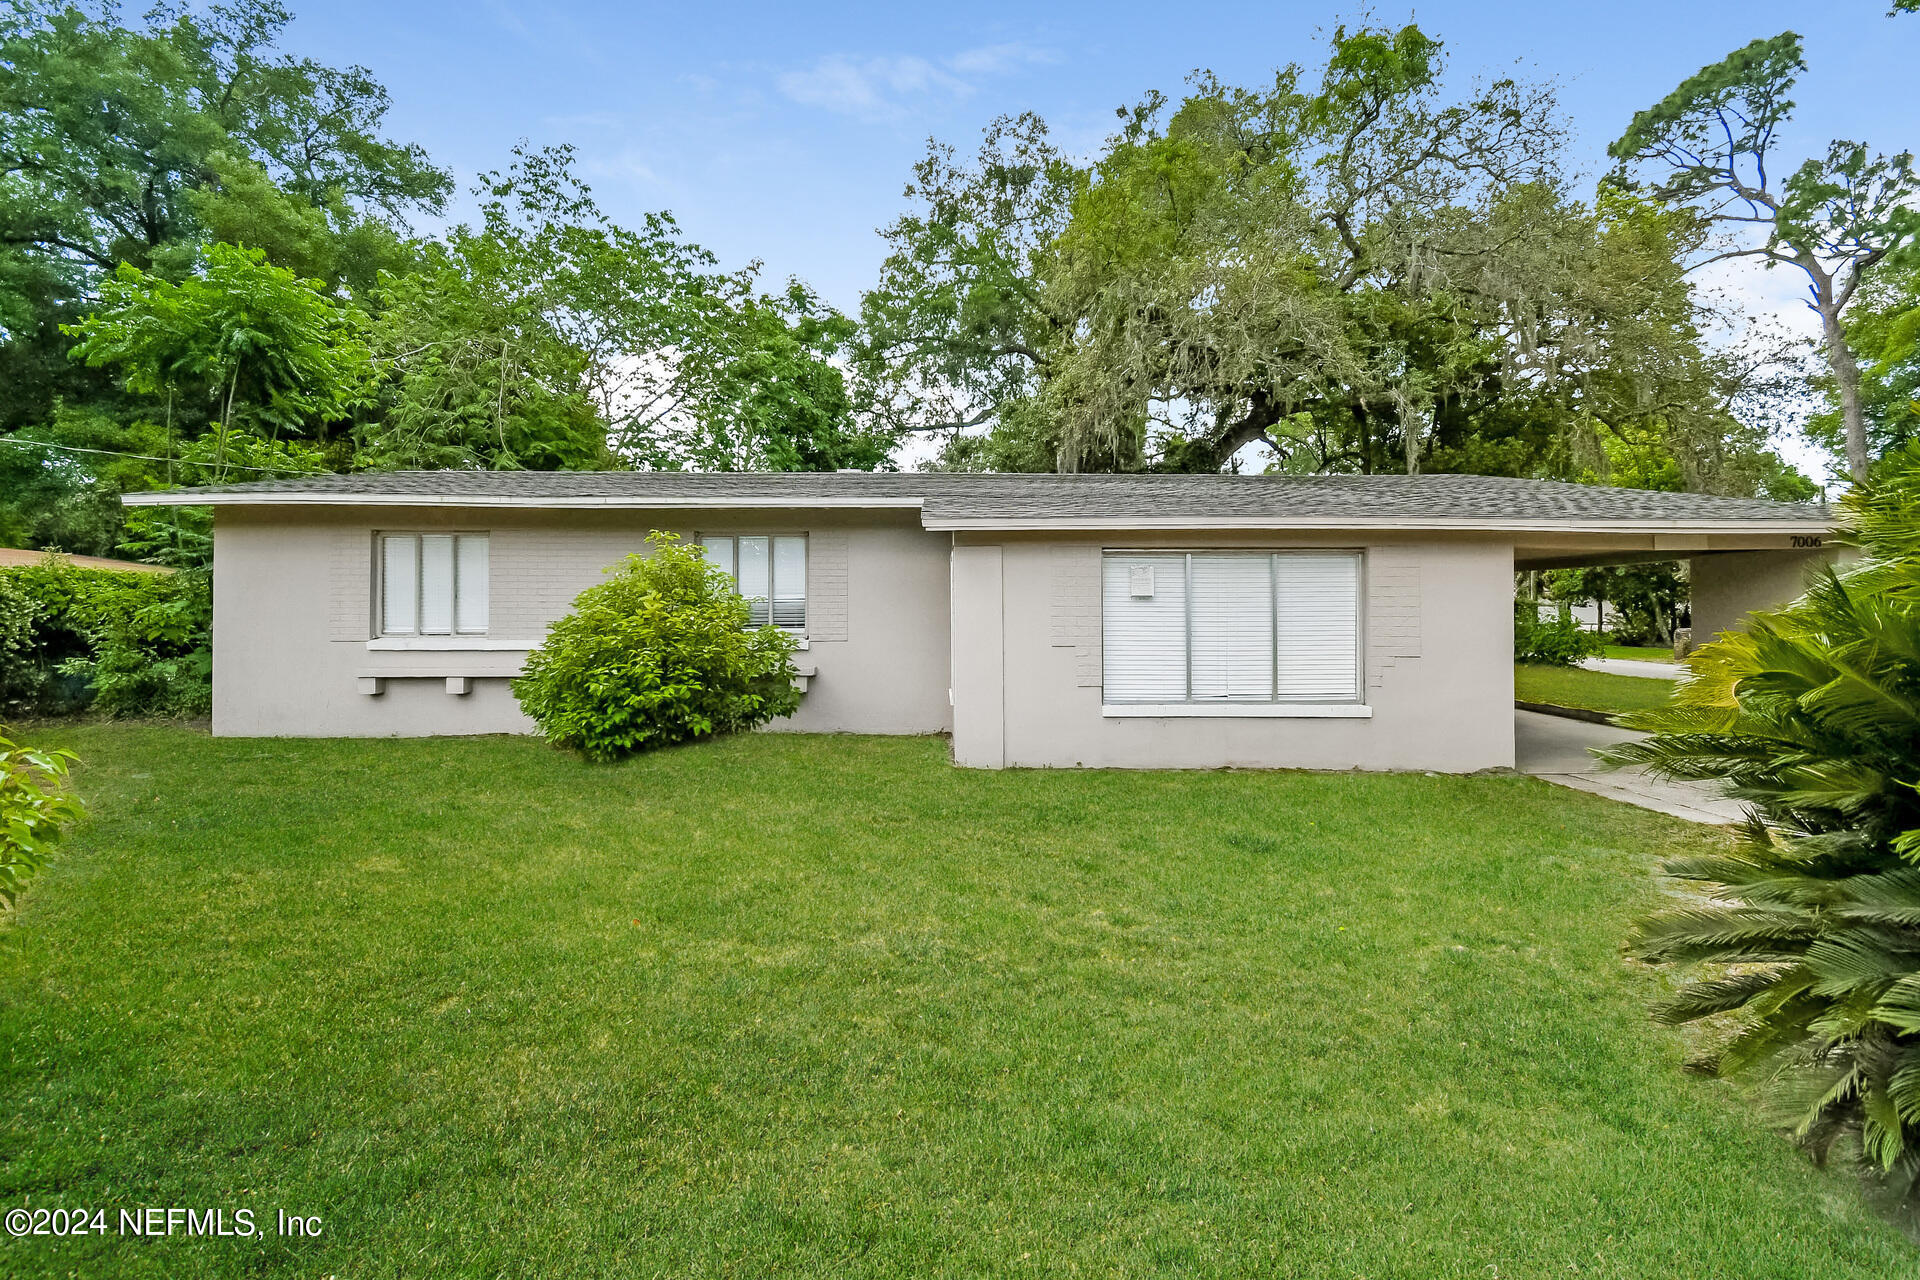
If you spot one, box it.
[0,435,319,475]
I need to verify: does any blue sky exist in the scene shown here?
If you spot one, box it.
[283,2,1915,320]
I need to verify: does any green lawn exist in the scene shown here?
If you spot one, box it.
[1515,662,1678,716]
[1603,644,1675,662]
[2,726,1912,1278]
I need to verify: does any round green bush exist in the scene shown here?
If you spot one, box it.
[512,533,802,760]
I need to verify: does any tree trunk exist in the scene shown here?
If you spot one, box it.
[1819,305,1871,484]
[1402,399,1431,475]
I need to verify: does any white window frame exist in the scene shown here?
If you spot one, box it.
[376,532,490,639]
[696,533,808,633]
[1100,549,1366,712]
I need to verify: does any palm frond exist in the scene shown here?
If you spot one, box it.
[1631,907,1820,964]
[1651,970,1790,1025]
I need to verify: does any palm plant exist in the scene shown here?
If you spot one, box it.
[1604,443,1920,1192]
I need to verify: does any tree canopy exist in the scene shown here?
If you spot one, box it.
[856,23,1816,498]
[1,6,1878,568]
[0,2,892,561]
[1608,31,1919,482]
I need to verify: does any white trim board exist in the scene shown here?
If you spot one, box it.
[1101,703,1373,718]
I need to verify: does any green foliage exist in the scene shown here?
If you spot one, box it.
[1546,562,1687,647]
[0,405,167,555]
[0,559,210,717]
[513,534,802,760]
[64,241,375,456]
[0,732,83,909]
[363,145,888,474]
[862,25,1808,499]
[1807,263,1920,463]
[1609,32,1919,482]
[0,0,448,429]
[1515,603,1605,666]
[1606,444,1920,1194]
[671,279,895,472]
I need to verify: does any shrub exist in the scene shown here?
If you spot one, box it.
[1606,444,1920,1197]
[513,533,802,760]
[1514,602,1604,666]
[0,559,211,717]
[0,734,84,910]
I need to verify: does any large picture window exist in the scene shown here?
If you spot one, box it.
[379,533,489,637]
[1101,551,1361,704]
[698,535,806,629]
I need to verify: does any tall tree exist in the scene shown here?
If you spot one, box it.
[858,22,1803,497]
[1805,263,1920,466]
[63,241,375,472]
[1609,32,1920,482]
[367,146,891,473]
[0,0,447,429]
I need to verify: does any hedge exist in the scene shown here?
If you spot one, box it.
[0,558,211,718]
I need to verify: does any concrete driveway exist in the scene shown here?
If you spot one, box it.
[1514,709,1745,825]
[1580,656,1683,679]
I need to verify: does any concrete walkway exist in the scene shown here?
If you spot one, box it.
[1580,655,1683,680]
[1514,709,1745,825]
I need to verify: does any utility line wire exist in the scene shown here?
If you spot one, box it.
[0,436,318,475]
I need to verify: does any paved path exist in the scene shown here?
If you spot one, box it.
[1580,656,1683,680]
[1514,709,1745,825]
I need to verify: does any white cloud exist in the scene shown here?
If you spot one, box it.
[944,42,1056,77]
[776,42,1056,122]
[580,146,665,191]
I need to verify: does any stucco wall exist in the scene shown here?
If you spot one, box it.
[950,536,1516,772]
[1689,546,1843,643]
[211,506,952,738]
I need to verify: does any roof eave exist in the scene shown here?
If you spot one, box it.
[918,515,1838,535]
[120,492,930,510]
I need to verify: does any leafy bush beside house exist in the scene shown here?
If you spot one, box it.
[0,560,211,718]
[512,534,802,761]
[0,733,84,910]
[1515,602,1605,666]
[1606,444,1920,1199]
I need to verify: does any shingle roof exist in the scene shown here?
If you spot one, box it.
[121,470,1833,530]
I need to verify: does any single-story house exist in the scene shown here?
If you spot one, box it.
[126,472,1837,771]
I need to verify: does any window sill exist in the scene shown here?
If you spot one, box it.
[366,637,526,652]
[1102,703,1372,719]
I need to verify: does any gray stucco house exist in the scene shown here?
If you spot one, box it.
[127,471,1836,771]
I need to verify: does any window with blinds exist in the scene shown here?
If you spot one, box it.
[1101,551,1361,704]
[698,535,807,630]
[378,533,489,637]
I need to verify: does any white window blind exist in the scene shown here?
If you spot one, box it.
[420,534,455,634]
[1274,553,1359,700]
[381,534,419,635]
[738,536,771,625]
[1102,551,1361,705]
[456,536,490,634]
[378,533,488,637]
[1190,555,1275,701]
[698,534,807,631]
[772,537,806,628]
[1101,554,1189,703]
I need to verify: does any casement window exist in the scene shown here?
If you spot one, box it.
[1101,550,1361,705]
[378,533,489,637]
[697,535,807,629]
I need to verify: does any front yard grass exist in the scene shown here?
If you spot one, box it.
[2,726,1913,1278]
[1515,661,1678,717]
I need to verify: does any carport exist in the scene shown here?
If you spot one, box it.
[1510,509,1841,823]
